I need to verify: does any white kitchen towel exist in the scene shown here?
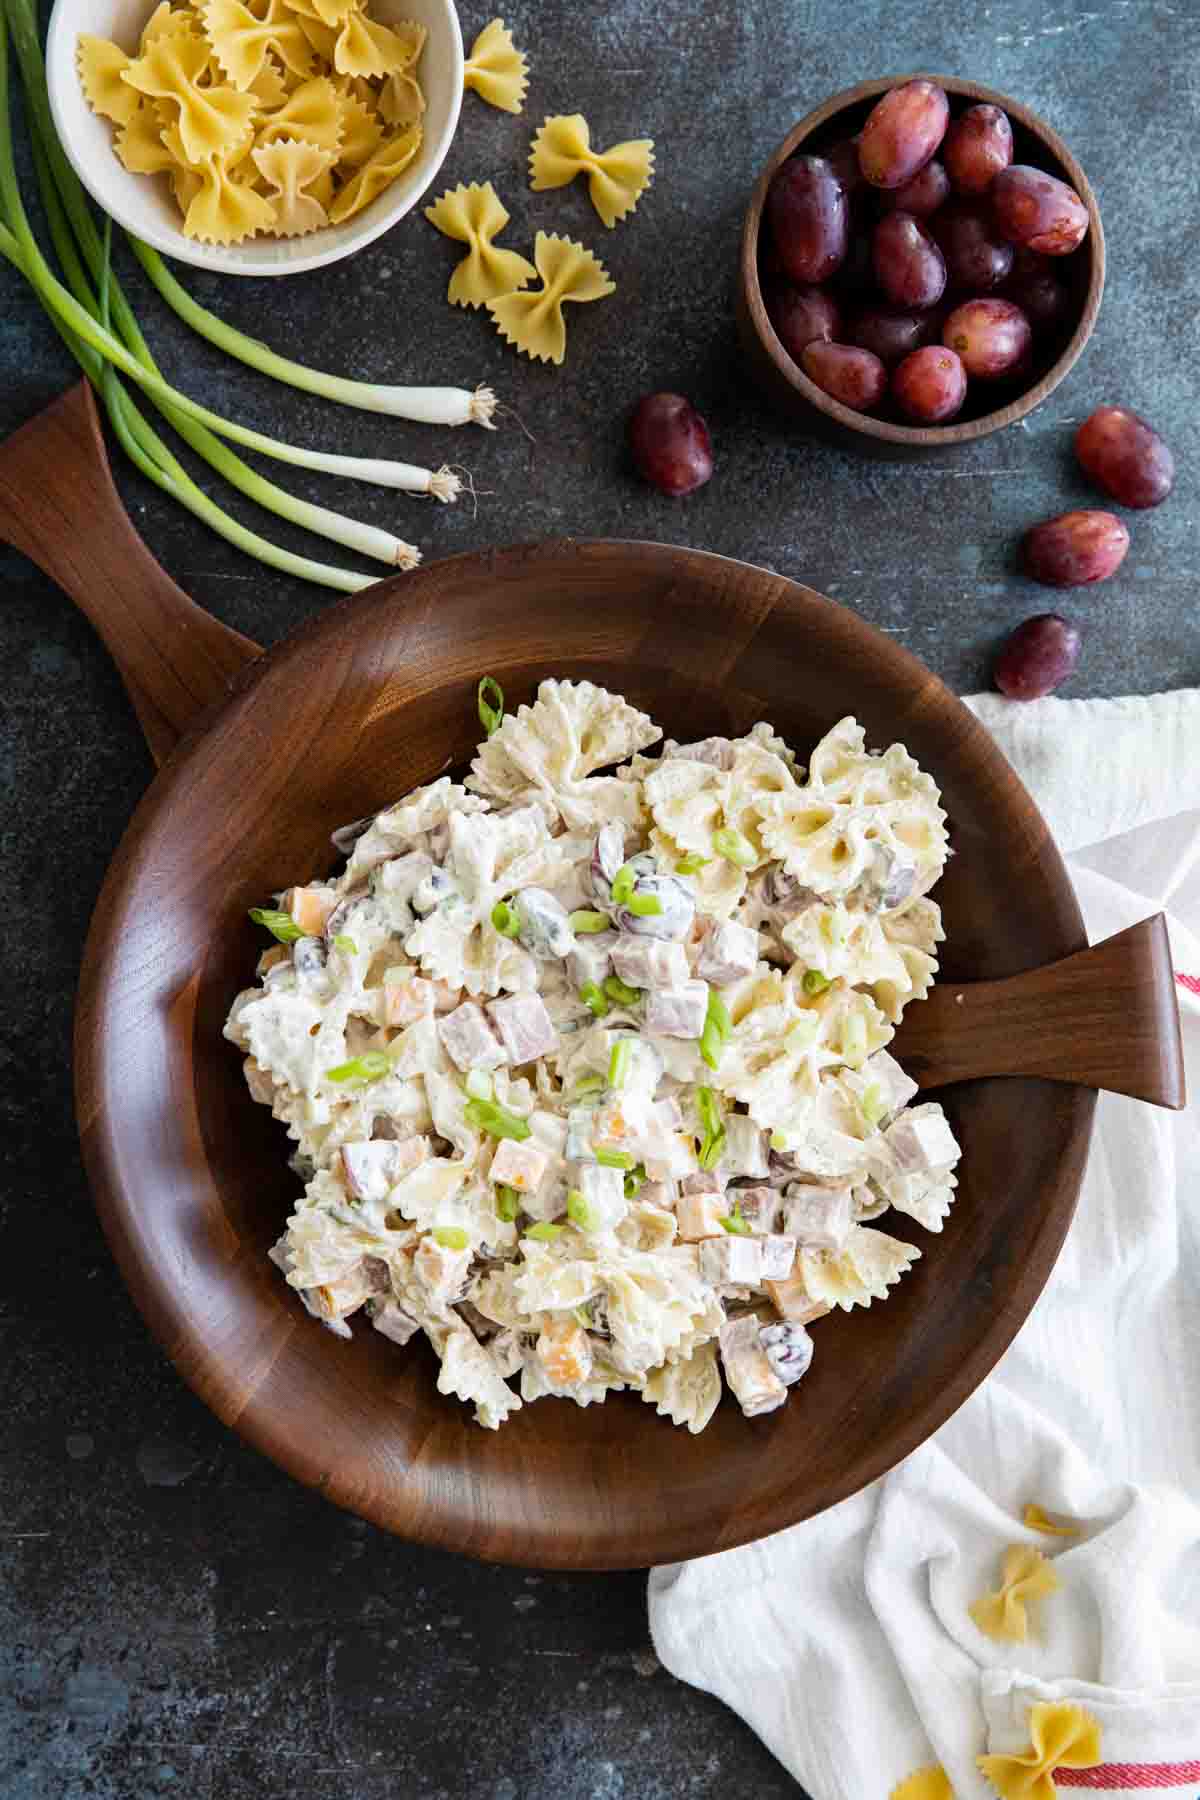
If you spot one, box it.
[649,687,1200,1800]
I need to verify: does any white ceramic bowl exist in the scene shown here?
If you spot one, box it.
[46,0,463,277]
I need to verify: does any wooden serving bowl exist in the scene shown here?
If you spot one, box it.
[737,75,1105,453]
[2,386,1182,1571]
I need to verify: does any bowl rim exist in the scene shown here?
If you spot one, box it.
[44,0,464,278]
[740,73,1106,445]
[73,537,1096,1568]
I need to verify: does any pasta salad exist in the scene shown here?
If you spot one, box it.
[225,679,960,1432]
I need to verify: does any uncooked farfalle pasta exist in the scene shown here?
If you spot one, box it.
[529,113,655,229]
[487,231,615,365]
[423,181,536,308]
[462,17,528,114]
[77,0,428,244]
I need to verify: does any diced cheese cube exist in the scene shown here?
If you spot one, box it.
[884,1105,960,1174]
[285,885,337,935]
[592,1093,655,1151]
[675,1190,726,1241]
[486,993,559,1064]
[695,919,759,986]
[371,1299,421,1346]
[566,929,618,991]
[644,979,710,1038]
[383,977,435,1028]
[764,1272,832,1325]
[437,1001,507,1071]
[490,1137,549,1195]
[536,1317,594,1388]
[731,1185,781,1234]
[761,1233,797,1281]
[610,938,689,989]
[719,1314,788,1417]
[720,1113,770,1179]
[699,1234,764,1286]
[781,1182,853,1250]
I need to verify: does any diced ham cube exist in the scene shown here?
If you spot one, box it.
[731,1186,780,1234]
[372,1299,421,1346]
[643,1131,698,1183]
[699,1234,764,1286]
[761,1234,797,1281]
[341,1136,429,1202]
[485,993,559,1064]
[719,1314,788,1416]
[884,1105,960,1174]
[653,1095,684,1132]
[720,1113,770,1179]
[764,1272,832,1325]
[640,1178,677,1210]
[782,1182,854,1250]
[643,979,709,1039]
[383,977,435,1028]
[489,1137,549,1195]
[592,1093,654,1151]
[610,938,689,990]
[675,1190,726,1241]
[243,1056,275,1105]
[566,929,618,991]
[695,919,759,986]
[537,1317,594,1388]
[285,885,337,935]
[437,1001,507,1072]
[681,1170,724,1199]
[413,1235,472,1302]
[572,1161,627,1232]
[862,1048,919,1121]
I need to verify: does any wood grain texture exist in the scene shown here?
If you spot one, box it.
[737,75,1106,454]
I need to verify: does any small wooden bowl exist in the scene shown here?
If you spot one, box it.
[737,76,1105,453]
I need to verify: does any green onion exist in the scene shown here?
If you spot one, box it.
[595,1148,635,1169]
[712,826,758,869]
[494,1184,521,1223]
[579,981,610,1018]
[333,935,358,955]
[573,1302,594,1329]
[566,1188,597,1230]
[624,1165,646,1199]
[698,989,733,1072]
[802,969,832,997]
[327,1052,393,1085]
[569,910,610,934]
[675,852,711,875]
[433,1225,470,1250]
[602,975,641,1008]
[860,1083,886,1128]
[465,1068,494,1101]
[696,1085,727,1169]
[610,863,638,906]
[769,1130,790,1152]
[718,1201,753,1237]
[572,1073,605,1097]
[842,1013,868,1067]
[478,676,505,737]
[464,1096,531,1140]
[491,900,520,938]
[624,892,663,917]
[608,1040,632,1089]
[248,906,304,943]
[525,1222,563,1242]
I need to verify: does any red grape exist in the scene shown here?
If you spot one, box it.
[932,201,1014,292]
[942,104,1013,194]
[628,394,713,497]
[1074,407,1175,509]
[800,341,887,412]
[1002,268,1070,334]
[992,165,1089,254]
[766,156,849,284]
[1022,510,1130,587]
[892,346,967,423]
[830,231,875,297]
[765,283,841,362]
[883,158,950,217]
[994,614,1081,699]
[943,297,1031,378]
[848,306,929,367]
[825,135,867,199]
[873,211,946,308]
[858,79,949,189]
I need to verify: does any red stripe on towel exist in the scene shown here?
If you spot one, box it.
[1056,1761,1200,1787]
[1176,972,1200,994]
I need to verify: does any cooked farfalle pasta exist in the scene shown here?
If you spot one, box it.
[969,1545,1061,1642]
[462,16,528,114]
[889,1769,953,1800]
[1022,1503,1081,1536]
[424,181,537,309]
[977,1702,1101,1800]
[78,0,426,242]
[229,683,962,1429]
[487,231,615,366]
[529,112,655,228]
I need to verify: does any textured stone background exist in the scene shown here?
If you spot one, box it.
[2,0,1196,1794]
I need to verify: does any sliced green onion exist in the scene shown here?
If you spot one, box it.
[608,1040,632,1089]
[433,1225,469,1250]
[769,1130,791,1152]
[572,1073,605,1097]
[712,826,758,868]
[842,1013,868,1067]
[569,910,610,934]
[623,1165,646,1200]
[675,852,711,875]
[465,1068,494,1101]
[333,934,358,955]
[566,1188,597,1230]
[624,891,663,917]
[696,1086,727,1169]
[574,1302,594,1329]
[707,993,732,1038]
[603,976,641,1008]
[491,900,520,938]
[719,1201,752,1237]
[595,1148,635,1169]
[802,969,832,997]
[478,676,505,737]
[610,863,638,906]
[698,989,732,1072]
[494,1184,521,1222]
[327,1052,393,1085]
[579,981,610,1018]
[248,906,304,943]
[525,1222,563,1242]
[860,1083,886,1128]
[464,1096,532,1140]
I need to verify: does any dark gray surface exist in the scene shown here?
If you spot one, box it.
[2,0,1196,1794]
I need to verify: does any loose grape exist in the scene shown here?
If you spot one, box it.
[873,211,946,309]
[892,345,967,423]
[1074,407,1175,509]
[1022,510,1130,587]
[942,104,1013,194]
[994,614,1081,699]
[800,341,888,413]
[765,283,841,362]
[992,165,1089,254]
[883,158,950,217]
[848,306,928,367]
[766,155,849,284]
[857,79,950,189]
[932,201,1014,292]
[942,297,1031,379]
[628,394,713,497]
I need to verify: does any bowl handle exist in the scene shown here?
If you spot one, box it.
[0,381,261,764]
[893,914,1186,1109]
